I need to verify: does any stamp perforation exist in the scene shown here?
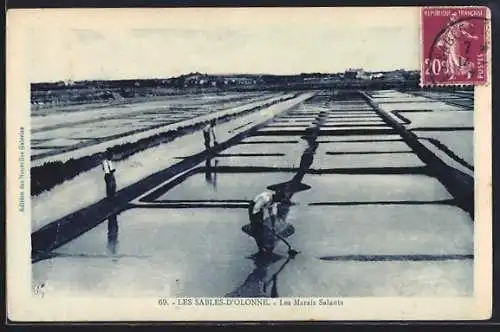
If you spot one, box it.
[420,6,490,87]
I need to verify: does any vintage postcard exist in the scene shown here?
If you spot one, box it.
[6,7,492,321]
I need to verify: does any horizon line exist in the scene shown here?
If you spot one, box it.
[31,68,421,84]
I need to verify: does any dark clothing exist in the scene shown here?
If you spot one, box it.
[248,201,264,230]
[203,130,211,141]
[204,132,213,152]
[248,200,275,253]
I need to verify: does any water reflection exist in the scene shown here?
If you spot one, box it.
[246,126,320,253]
[225,252,291,298]
[204,158,219,189]
[107,213,119,258]
[233,119,323,296]
[274,135,318,223]
[293,140,319,183]
[269,127,319,204]
[242,120,321,256]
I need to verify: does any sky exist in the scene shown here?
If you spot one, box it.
[15,8,421,83]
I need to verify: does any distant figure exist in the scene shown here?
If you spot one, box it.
[202,119,218,152]
[102,150,117,198]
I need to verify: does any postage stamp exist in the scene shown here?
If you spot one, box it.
[421,6,490,86]
[6,7,492,322]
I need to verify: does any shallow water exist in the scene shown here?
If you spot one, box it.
[32,89,474,298]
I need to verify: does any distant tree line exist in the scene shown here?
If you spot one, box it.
[32,71,421,92]
[30,71,432,109]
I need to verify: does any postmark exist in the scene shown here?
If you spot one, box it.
[421,7,489,86]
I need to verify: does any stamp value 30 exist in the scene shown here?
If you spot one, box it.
[421,7,489,86]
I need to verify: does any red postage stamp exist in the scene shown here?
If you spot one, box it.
[421,6,489,86]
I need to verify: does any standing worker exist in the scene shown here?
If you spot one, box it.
[203,119,218,152]
[102,149,117,198]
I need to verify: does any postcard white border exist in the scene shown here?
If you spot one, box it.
[6,7,492,322]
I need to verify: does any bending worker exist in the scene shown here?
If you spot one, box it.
[248,190,284,253]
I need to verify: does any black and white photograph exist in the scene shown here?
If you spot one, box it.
[6,7,492,321]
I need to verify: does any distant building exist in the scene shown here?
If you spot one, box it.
[344,68,368,80]
[383,71,405,80]
[184,74,203,85]
[369,73,384,80]
[223,77,256,85]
